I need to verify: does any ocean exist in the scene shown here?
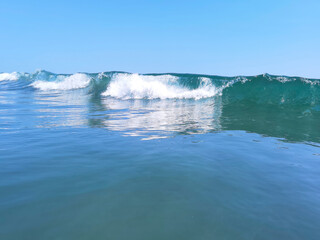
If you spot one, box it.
[1,70,320,239]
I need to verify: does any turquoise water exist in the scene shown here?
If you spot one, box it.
[1,71,320,239]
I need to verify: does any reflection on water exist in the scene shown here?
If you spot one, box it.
[34,91,90,128]
[30,91,222,140]
[220,101,320,143]
[3,88,319,143]
[100,98,222,140]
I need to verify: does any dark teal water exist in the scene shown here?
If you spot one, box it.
[1,71,320,239]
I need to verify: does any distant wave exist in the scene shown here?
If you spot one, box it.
[0,72,20,81]
[31,73,91,90]
[0,70,319,104]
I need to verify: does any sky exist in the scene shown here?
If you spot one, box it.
[1,0,320,78]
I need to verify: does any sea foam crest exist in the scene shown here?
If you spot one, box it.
[31,73,91,90]
[0,72,20,81]
[102,73,218,100]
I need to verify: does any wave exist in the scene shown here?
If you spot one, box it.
[0,72,21,81]
[31,73,91,91]
[0,70,319,104]
[102,73,218,100]
[1,70,319,142]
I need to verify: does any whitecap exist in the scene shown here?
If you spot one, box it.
[0,72,20,81]
[102,73,218,100]
[31,73,91,90]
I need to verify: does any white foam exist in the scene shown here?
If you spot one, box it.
[31,73,91,90]
[102,73,218,100]
[0,72,20,81]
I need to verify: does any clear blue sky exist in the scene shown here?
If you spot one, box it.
[1,0,320,77]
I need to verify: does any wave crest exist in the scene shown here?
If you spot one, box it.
[0,72,20,81]
[31,73,91,90]
[102,73,218,100]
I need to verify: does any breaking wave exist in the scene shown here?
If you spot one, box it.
[1,70,319,142]
[0,70,319,104]
[102,73,218,99]
[31,73,91,91]
[0,72,20,81]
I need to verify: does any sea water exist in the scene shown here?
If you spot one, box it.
[0,71,320,239]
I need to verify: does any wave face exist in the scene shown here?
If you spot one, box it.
[1,70,320,142]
